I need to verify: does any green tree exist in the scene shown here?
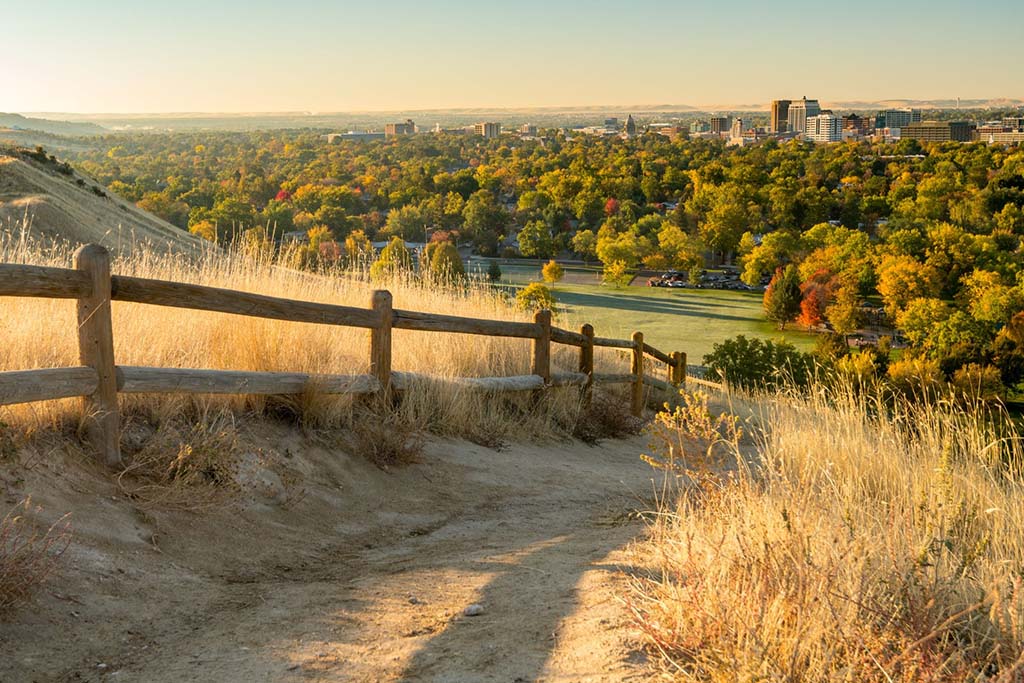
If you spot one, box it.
[571,229,598,261]
[487,260,502,282]
[429,241,465,280]
[370,237,412,281]
[825,284,864,339]
[518,220,555,258]
[763,265,802,330]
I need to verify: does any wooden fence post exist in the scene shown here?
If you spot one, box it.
[579,323,594,409]
[74,244,120,467]
[674,352,686,389]
[533,309,551,382]
[369,290,393,402]
[630,331,644,417]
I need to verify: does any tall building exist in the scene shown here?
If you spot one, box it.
[730,117,744,139]
[625,115,637,137]
[770,100,791,133]
[710,115,732,134]
[690,119,710,134]
[474,122,501,139]
[874,109,921,130]
[787,97,820,134]
[901,121,974,143]
[805,113,842,143]
[842,113,871,135]
[385,119,416,137]
[520,123,538,136]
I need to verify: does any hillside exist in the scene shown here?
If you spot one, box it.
[0,113,106,136]
[0,149,204,252]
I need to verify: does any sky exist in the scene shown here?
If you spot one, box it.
[3,0,1023,113]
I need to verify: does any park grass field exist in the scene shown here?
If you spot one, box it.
[470,260,817,364]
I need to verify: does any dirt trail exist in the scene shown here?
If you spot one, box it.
[1,428,661,682]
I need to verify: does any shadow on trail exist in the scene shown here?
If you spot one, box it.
[397,528,638,682]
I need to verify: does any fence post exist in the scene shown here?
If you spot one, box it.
[533,309,551,383]
[630,331,644,417]
[669,351,685,409]
[74,244,120,467]
[579,323,594,409]
[369,290,393,402]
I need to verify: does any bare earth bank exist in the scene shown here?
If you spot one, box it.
[1,426,660,682]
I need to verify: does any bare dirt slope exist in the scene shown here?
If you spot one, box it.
[1,425,660,682]
[0,150,204,253]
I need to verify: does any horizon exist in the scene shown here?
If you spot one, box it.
[4,0,1023,113]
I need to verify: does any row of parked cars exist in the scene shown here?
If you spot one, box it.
[647,269,767,292]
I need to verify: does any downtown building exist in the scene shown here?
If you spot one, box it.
[901,121,974,143]
[805,113,842,143]
[710,115,732,134]
[385,119,416,137]
[787,97,821,134]
[874,108,922,130]
[474,122,501,139]
[770,100,791,133]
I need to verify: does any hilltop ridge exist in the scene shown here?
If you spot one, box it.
[0,147,203,253]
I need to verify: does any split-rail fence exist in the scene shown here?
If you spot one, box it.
[0,244,691,466]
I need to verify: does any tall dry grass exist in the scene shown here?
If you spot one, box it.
[0,227,628,445]
[631,385,1024,682]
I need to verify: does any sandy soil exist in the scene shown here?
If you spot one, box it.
[1,424,661,682]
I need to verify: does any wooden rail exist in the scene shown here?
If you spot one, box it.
[0,245,692,466]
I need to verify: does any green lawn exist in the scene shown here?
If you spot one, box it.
[471,261,817,364]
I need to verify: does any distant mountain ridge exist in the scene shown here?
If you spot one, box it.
[0,113,107,136]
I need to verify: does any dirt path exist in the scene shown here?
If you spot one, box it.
[2,430,660,682]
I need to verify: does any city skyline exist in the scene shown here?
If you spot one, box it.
[4,0,1023,114]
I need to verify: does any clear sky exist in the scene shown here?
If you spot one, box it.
[4,0,1023,113]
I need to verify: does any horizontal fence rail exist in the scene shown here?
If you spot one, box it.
[0,245,712,466]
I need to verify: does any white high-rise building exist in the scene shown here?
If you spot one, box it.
[787,96,821,133]
[805,113,842,143]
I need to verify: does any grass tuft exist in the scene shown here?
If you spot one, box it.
[0,499,71,615]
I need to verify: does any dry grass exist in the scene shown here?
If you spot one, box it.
[629,385,1024,682]
[0,227,629,449]
[0,498,71,615]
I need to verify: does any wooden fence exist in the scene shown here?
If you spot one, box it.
[0,244,689,467]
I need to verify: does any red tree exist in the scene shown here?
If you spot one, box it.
[604,198,620,216]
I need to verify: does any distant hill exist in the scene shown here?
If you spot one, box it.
[0,147,204,253]
[0,113,107,136]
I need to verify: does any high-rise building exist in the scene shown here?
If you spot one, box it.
[842,113,871,134]
[787,97,820,134]
[474,122,501,139]
[520,123,538,136]
[625,115,637,137]
[770,100,791,133]
[805,113,842,143]
[710,115,732,134]
[690,119,710,134]
[901,121,974,143]
[730,117,744,139]
[874,109,921,130]
[385,119,416,137]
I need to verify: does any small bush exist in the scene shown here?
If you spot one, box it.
[116,417,242,509]
[0,499,71,615]
[486,260,502,282]
[573,391,643,445]
[703,335,814,391]
[516,282,556,313]
[349,407,425,469]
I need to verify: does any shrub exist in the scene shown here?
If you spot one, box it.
[887,356,945,398]
[349,408,425,470]
[572,391,643,445]
[486,260,502,282]
[703,335,814,391]
[428,241,465,281]
[950,363,1005,404]
[0,499,71,615]
[515,282,556,312]
[369,236,412,281]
